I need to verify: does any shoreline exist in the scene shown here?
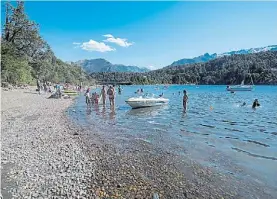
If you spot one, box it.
[1,88,276,198]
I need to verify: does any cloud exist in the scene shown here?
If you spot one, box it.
[74,40,115,52]
[103,34,133,47]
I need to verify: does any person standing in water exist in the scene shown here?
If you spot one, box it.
[252,99,260,109]
[107,86,115,106]
[118,85,122,94]
[183,90,188,112]
[84,88,91,106]
[101,85,106,105]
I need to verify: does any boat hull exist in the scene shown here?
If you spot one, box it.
[226,86,253,92]
[125,98,169,109]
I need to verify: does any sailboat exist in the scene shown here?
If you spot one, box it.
[226,73,254,92]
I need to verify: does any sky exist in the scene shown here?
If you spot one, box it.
[1,1,277,69]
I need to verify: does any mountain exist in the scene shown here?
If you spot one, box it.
[171,45,277,66]
[171,53,217,66]
[73,58,150,73]
[91,51,277,85]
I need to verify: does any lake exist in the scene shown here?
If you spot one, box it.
[68,85,277,193]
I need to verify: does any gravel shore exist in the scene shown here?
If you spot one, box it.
[1,88,275,198]
[1,88,95,198]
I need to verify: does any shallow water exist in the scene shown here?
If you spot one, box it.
[68,85,277,192]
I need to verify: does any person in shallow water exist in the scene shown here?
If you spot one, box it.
[118,85,122,94]
[101,85,106,105]
[84,88,91,105]
[183,90,188,112]
[252,99,260,109]
[107,86,115,106]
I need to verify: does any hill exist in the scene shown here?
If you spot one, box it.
[171,45,277,66]
[73,59,150,73]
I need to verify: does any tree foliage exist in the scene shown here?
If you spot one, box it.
[1,1,91,85]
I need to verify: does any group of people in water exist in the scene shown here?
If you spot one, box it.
[84,85,260,113]
[85,85,119,106]
[241,99,260,109]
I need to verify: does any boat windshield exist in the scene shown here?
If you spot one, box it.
[142,93,156,98]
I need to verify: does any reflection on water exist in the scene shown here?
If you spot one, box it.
[68,85,277,191]
[109,106,116,120]
[126,105,168,116]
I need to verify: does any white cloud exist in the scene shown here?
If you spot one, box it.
[74,40,115,52]
[103,34,133,47]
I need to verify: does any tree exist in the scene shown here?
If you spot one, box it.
[1,1,90,85]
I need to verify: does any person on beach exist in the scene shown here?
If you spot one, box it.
[101,85,106,105]
[37,79,41,94]
[252,99,260,109]
[43,82,47,93]
[107,86,115,106]
[84,88,91,105]
[183,90,188,112]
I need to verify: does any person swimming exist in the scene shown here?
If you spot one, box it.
[252,99,260,109]
[159,93,164,97]
[241,102,246,107]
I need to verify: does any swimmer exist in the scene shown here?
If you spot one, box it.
[252,99,260,109]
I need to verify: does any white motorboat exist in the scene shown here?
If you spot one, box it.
[125,94,169,109]
[226,84,253,92]
[226,73,254,92]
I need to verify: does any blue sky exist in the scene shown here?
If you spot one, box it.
[2,1,277,69]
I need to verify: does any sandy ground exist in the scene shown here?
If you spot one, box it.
[1,88,275,199]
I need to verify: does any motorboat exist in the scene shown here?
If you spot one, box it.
[226,84,253,92]
[226,73,254,92]
[125,93,169,109]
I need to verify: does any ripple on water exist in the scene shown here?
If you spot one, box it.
[232,147,277,161]
[245,140,270,147]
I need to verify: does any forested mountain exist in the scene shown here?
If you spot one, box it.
[73,58,149,73]
[171,45,277,66]
[91,51,277,85]
[1,1,91,85]
[171,53,217,66]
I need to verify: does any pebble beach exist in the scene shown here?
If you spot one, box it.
[1,88,275,199]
